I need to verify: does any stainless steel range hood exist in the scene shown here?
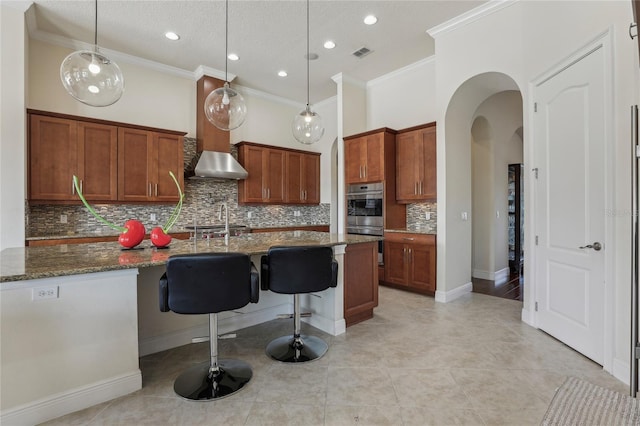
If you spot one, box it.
[193,150,248,179]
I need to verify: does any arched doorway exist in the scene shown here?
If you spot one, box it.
[437,72,524,304]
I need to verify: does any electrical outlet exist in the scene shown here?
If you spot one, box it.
[32,286,59,301]
[150,213,157,221]
[294,211,301,217]
[247,212,252,219]
[425,212,431,220]
[461,211,468,221]
[60,214,67,224]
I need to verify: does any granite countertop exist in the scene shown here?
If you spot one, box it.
[384,227,437,235]
[26,224,331,241]
[2,231,380,283]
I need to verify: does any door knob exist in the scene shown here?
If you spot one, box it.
[579,242,602,251]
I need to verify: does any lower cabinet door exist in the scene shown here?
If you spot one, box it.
[409,242,436,292]
[384,241,408,286]
[344,242,379,326]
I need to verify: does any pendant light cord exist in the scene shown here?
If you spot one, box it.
[225,0,229,83]
[94,0,98,47]
[306,0,310,108]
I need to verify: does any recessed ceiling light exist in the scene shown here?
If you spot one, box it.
[278,70,288,77]
[165,31,180,41]
[363,15,378,25]
[323,40,336,49]
[228,53,239,61]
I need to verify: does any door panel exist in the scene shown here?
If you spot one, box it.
[535,46,605,364]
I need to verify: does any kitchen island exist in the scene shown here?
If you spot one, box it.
[0,231,380,425]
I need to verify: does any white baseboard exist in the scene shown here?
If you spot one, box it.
[472,267,509,283]
[138,304,291,356]
[521,307,535,327]
[0,371,141,426]
[495,267,510,284]
[613,357,630,386]
[435,282,472,303]
[302,312,346,336]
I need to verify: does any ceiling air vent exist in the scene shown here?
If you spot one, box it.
[352,47,372,58]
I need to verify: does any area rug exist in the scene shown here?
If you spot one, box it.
[542,376,640,425]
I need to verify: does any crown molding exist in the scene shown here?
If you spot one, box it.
[193,65,233,82]
[234,85,303,109]
[315,95,337,110]
[367,55,435,88]
[427,0,518,39]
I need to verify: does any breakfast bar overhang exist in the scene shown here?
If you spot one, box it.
[0,231,380,425]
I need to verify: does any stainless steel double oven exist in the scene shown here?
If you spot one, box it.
[346,182,384,264]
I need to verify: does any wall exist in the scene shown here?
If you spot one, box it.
[28,39,195,136]
[0,3,27,250]
[367,56,437,130]
[432,0,634,381]
[471,90,523,280]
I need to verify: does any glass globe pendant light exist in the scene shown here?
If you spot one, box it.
[204,0,247,131]
[59,0,124,107]
[292,0,324,145]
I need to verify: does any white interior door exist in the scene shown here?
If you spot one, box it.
[534,45,606,364]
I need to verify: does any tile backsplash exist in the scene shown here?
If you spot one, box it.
[26,137,436,237]
[27,137,329,237]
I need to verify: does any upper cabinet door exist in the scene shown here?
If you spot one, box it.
[154,133,184,202]
[29,115,78,200]
[364,134,384,182]
[238,144,266,203]
[264,149,285,203]
[286,151,304,204]
[77,122,118,201]
[395,123,436,203]
[118,128,153,202]
[302,153,320,204]
[345,137,365,184]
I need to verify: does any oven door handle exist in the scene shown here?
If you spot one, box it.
[346,191,384,198]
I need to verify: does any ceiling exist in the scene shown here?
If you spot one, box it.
[27,0,487,104]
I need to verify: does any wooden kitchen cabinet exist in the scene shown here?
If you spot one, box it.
[396,122,437,203]
[237,141,320,205]
[29,114,118,201]
[286,151,320,204]
[28,110,185,204]
[344,128,396,184]
[344,241,379,326]
[383,232,436,294]
[118,128,184,202]
[237,142,285,204]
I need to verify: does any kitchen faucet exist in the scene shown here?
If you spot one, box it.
[218,202,230,245]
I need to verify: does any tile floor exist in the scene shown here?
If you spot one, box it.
[42,286,627,425]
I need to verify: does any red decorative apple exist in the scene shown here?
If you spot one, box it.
[119,219,146,248]
[150,171,184,248]
[73,176,146,249]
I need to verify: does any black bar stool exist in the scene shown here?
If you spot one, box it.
[159,253,259,400]
[261,245,338,362]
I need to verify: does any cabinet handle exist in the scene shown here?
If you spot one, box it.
[403,237,415,241]
[363,164,367,177]
[414,182,418,195]
[359,165,362,178]
[72,179,75,195]
[80,180,83,194]
[267,188,270,199]
[155,183,158,197]
[419,181,423,194]
[148,183,152,197]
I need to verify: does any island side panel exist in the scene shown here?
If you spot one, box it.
[1,270,141,425]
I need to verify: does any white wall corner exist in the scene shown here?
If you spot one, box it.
[426,0,519,39]
[435,282,473,303]
[193,65,231,82]
[521,307,535,327]
[472,269,493,280]
[366,55,435,89]
[331,73,366,88]
[495,267,510,284]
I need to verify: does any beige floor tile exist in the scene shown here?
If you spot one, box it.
[254,363,328,405]
[390,368,473,409]
[400,406,486,426]
[245,402,325,425]
[326,367,399,406]
[38,400,112,426]
[89,395,185,425]
[476,408,547,426]
[324,404,404,425]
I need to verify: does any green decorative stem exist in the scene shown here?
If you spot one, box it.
[162,171,184,233]
[73,176,126,232]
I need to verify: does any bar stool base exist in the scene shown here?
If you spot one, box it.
[173,359,252,400]
[266,335,328,363]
